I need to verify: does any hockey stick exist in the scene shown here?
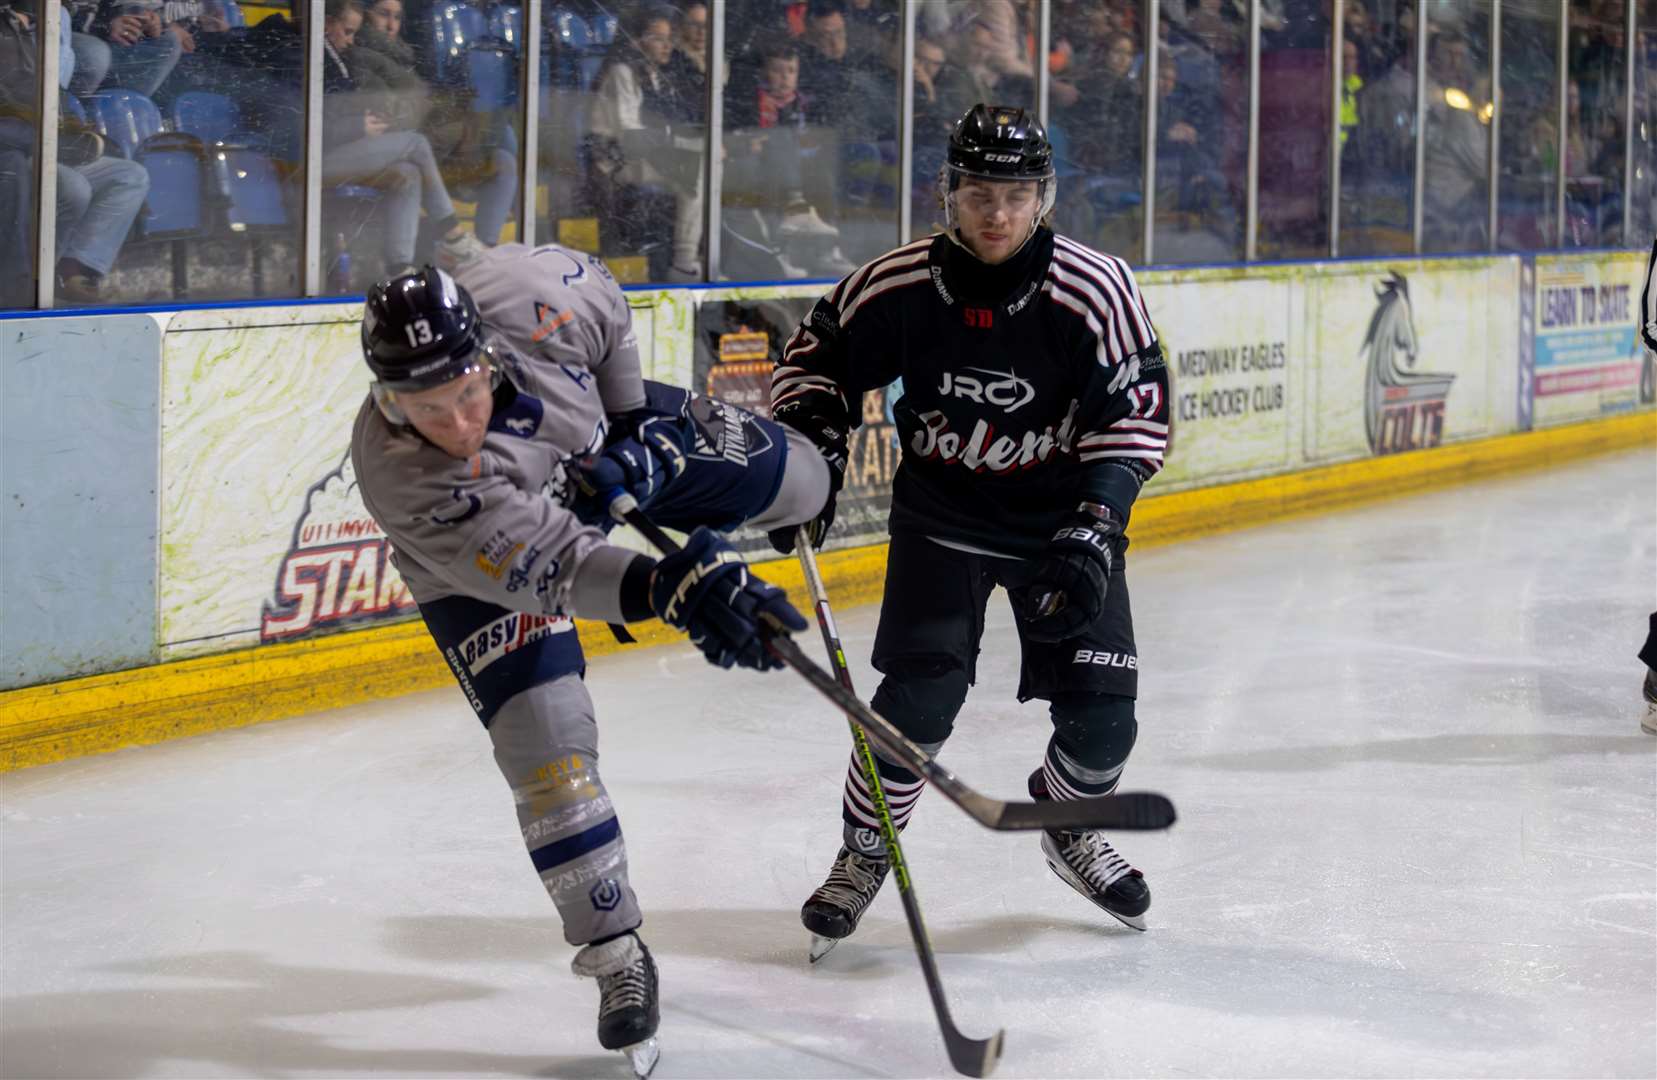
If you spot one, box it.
[795,528,1003,1078]
[608,497,1176,834]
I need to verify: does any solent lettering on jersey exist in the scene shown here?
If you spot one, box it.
[909,399,1080,473]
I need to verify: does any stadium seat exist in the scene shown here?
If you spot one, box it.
[213,146,289,231]
[430,2,490,82]
[135,134,209,238]
[171,91,240,146]
[547,7,592,89]
[84,90,163,160]
[220,0,247,29]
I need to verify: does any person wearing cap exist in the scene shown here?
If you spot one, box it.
[770,103,1171,953]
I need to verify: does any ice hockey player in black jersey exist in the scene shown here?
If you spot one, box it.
[769,104,1172,952]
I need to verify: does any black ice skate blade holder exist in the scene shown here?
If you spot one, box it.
[609,496,1179,836]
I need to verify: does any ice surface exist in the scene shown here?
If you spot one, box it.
[4,450,1653,1079]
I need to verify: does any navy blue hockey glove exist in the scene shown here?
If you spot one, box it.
[767,401,850,554]
[650,527,807,670]
[571,413,689,527]
[1017,503,1124,643]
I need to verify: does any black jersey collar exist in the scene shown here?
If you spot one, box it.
[935,225,1054,308]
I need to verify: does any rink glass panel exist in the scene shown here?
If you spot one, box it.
[0,20,39,311]
[1257,0,1333,260]
[1498,0,1563,249]
[319,0,523,294]
[719,0,902,281]
[1152,1,1248,265]
[1634,0,1656,241]
[1561,0,1628,248]
[1338,0,1417,256]
[1420,0,1495,254]
[1046,0,1147,264]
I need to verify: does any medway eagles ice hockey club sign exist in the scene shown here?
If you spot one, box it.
[1361,271,1456,455]
[260,450,417,642]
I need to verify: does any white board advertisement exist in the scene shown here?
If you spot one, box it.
[1139,270,1298,489]
[1308,259,1514,463]
[157,292,686,659]
[1530,252,1651,428]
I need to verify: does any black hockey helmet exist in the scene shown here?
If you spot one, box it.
[945,103,1055,183]
[361,266,488,393]
[938,104,1057,241]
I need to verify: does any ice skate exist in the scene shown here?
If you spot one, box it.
[572,931,660,1079]
[1029,770,1151,931]
[801,845,890,962]
[1642,669,1657,735]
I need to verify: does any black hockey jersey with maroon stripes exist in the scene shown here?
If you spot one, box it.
[772,226,1170,558]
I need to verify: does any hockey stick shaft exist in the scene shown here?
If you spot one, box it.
[795,531,1003,1078]
[612,500,1174,832]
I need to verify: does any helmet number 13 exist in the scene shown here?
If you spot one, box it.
[404,318,434,347]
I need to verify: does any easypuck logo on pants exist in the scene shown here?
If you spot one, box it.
[1362,272,1456,455]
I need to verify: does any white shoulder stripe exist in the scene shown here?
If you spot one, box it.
[832,237,933,309]
[1050,263,1130,360]
[843,267,932,325]
[1053,238,1155,348]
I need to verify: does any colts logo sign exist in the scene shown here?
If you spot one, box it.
[1361,272,1455,455]
[261,451,417,641]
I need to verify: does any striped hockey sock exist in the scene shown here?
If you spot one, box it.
[839,749,927,854]
[1040,739,1123,802]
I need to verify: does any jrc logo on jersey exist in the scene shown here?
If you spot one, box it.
[938,367,1035,412]
[1072,649,1138,669]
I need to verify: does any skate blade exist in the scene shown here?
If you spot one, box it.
[808,934,841,963]
[1044,858,1148,932]
[620,1036,659,1080]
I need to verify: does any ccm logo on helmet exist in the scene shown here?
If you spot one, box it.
[983,152,1020,163]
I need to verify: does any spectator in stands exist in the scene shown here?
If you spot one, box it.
[724,29,854,276]
[351,0,518,249]
[955,4,1034,109]
[1343,0,1389,80]
[95,0,184,98]
[64,1,112,95]
[799,0,889,135]
[1072,32,1142,178]
[843,0,897,65]
[663,0,712,122]
[320,0,484,275]
[1421,31,1489,251]
[589,5,705,280]
[1155,43,1237,244]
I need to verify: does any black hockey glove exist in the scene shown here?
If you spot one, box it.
[1017,502,1124,644]
[650,527,807,671]
[570,412,689,527]
[767,400,850,555]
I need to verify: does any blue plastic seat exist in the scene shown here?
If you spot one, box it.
[548,8,592,89]
[467,43,518,111]
[430,2,490,82]
[84,89,163,160]
[220,0,247,29]
[212,146,289,230]
[588,11,617,46]
[135,134,208,237]
[171,91,240,145]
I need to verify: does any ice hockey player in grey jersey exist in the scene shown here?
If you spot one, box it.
[351,250,830,1078]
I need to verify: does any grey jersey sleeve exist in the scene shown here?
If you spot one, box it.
[354,408,641,623]
[457,243,647,415]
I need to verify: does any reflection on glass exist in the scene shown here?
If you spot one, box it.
[1421,2,1492,253]
[1563,0,1626,247]
[722,0,899,280]
[1498,0,1560,249]
[1340,0,1417,255]
[1258,0,1332,258]
[1049,1,1145,262]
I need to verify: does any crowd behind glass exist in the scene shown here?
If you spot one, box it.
[1,0,1652,310]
